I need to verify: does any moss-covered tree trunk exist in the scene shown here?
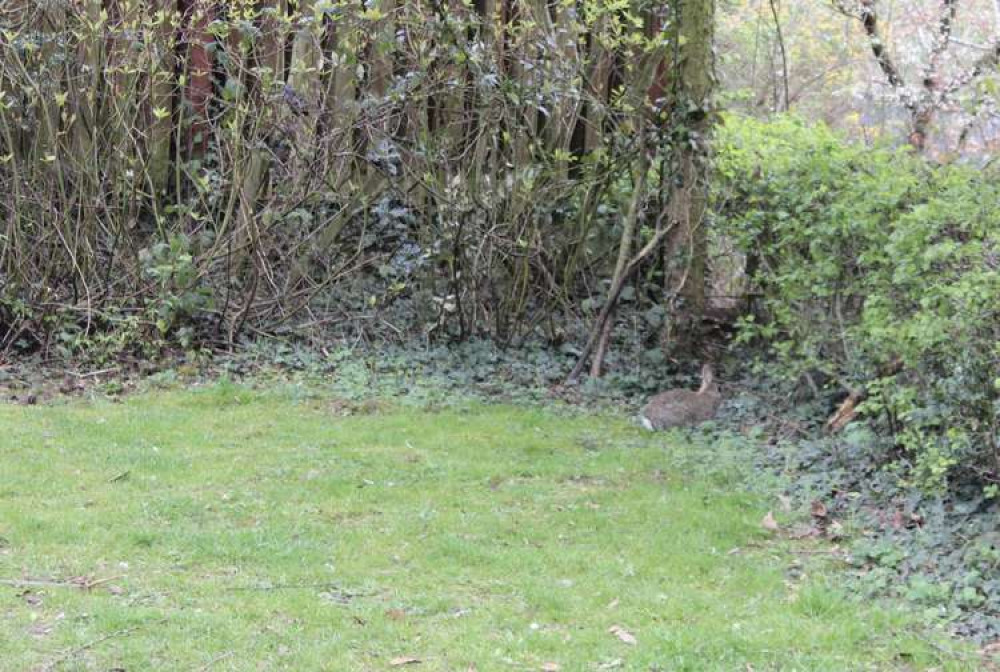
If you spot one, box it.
[661,0,715,359]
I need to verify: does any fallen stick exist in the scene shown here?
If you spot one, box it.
[0,575,121,591]
[195,650,235,671]
[39,618,167,671]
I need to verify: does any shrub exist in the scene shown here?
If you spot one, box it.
[715,115,1000,492]
[0,2,675,350]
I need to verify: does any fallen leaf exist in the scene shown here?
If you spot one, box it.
[541,663,561,671]
[810,500,828,519]
[390,657,421,667]
[608,625,637,645]
[28,612,64,639]
[606,598,619,610]
[109,470,130,483]
[826,391,860,433]
[19,590,42,607]
[385,608,407,621]
[980,639,1000,656]
[891,510,905,529]
[761,511,779,532]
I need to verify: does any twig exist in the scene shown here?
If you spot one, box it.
[0,579,70,589]
[82,575,122,590]
[788,548,847,556]
[227,581,369,594]
[73,367,118,379]
[0,575,121,591]
[40,618,167,671]
[194,650,235,671]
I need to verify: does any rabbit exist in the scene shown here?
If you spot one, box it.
[639,363,721,431]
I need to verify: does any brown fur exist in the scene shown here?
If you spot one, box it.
[639,363,722,430]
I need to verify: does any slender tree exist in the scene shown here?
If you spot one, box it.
[569,0,717,380]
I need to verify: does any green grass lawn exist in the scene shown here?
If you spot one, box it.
[0,384,975,670]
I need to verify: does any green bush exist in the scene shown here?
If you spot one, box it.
[715,115,1000,492]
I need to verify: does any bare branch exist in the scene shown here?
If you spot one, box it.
[945,44,1000,96]
[922,0,958,96]
[951,36,995,52]
[859,1,907,93]
[768,0,791,111]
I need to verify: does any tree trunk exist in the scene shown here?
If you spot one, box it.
[661,0,716,359]
[180,0,215,158]
[148,2,176,202]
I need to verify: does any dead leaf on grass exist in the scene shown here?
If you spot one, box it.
[541,663,561,672]
[109,470,130,483]
[761,511,779,532]
[981,639,1000,657]
[390,656,421,666]
[788,523,821,539]
[19,590,42,606]
[608,625,637,645]
[28,611,64,638]
[810,500,828,519]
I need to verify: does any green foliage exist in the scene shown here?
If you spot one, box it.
[716,115,1000,492]
[720,374,1000,641]
[54,314,148,366]
[139,233,213,345]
